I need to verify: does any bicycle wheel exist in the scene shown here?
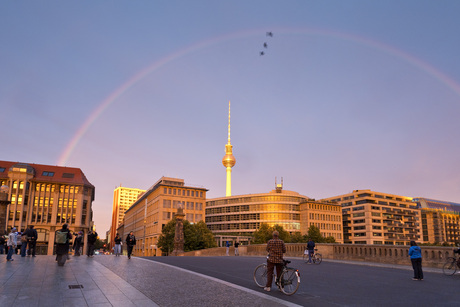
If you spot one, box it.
[313,253,322,264]
[279,268,300,295]
[254,263,268,288]
[303,253,309,263]
[443,258,457,276]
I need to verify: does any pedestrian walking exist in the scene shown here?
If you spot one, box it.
[307,238,315,264]
[6,228,18,261]
[226,241,230,256]
[55,223,72,266]
[114,233,122,256]
[87,229,98,257]
[234,241,239,256]
[409,241,423,281]
[264,231,286,292]
[126,231,136,259]
[16,231,23,255]
[73,231,83,256]
[0,233,5,254]
[20,230,29,257]
[25,225,38,257]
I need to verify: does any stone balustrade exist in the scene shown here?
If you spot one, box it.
[183,243,458,268]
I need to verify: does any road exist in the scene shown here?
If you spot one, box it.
[143,256,460,306]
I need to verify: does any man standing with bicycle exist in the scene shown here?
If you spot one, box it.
[264,231,286,292]
[307,238,315,264]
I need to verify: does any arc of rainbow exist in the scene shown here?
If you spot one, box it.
[57,28,460,166]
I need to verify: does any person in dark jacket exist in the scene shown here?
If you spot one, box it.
[408,241,423,280]
[55,224,72,266]
[114,233,122,256]
[126,232,136,259]
[73,231,83,256]
[25,225,38,257]
[0,234,5,254]
[307,239,316,263]
[87,230,98,257]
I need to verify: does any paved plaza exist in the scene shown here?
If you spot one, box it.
[0,255,295,307]
[1,253,459,307]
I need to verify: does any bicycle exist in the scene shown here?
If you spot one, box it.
[253,259,300,295]
[303,248,322,264]
[443,255,459,276]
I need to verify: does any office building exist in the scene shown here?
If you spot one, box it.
[206,183,343,243]
[109,186,145,248]
[0,160,95,255]
[123,177,207,256]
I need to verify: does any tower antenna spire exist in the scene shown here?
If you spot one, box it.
[228,101,231,144]
[222,100,236,196]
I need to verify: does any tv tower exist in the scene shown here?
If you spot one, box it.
[222,101,236,196]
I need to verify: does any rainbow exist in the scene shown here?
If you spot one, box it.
[57,28,460,166]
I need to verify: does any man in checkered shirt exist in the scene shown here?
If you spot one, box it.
[264,231,286,291]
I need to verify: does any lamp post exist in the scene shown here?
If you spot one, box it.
[0,185,10,235]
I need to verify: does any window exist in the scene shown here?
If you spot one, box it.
[163,200,171,208]
[62,173,74,178]
[0,167,5,172]
[373,233,382,236]
[353,206,365,211]
[353,213,365,217]
[42,171,55,177]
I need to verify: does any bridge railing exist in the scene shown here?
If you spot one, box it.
[183,243,456,268]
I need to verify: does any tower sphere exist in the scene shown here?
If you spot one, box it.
[222,153,236,168]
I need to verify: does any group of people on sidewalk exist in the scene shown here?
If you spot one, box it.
[2,225,38,261]
[225,240,240,256]
[113,231,137,258]
[55,224,100,266]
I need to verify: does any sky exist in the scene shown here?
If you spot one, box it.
[2,1,460,238]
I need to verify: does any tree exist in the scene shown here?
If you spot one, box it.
[306,225,336,243]
[306,225,323,243]
[157,218,177,254]
[252,223,273,244]
[158,218,217,254]
[290,232,305,243]
[252,223,290,243]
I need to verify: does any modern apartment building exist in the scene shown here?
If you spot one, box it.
[415,198,460,244]
[109,186,145,248]
[123,177,207,256]
[0,160,95,255]
[322,190,422,245]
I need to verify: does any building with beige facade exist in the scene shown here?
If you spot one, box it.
[415,198,460,244]
[299,199,343,243]
[109,186,145,249]
[322,190,422,245]
[206,184,343,243]
[0,160,95,255]
[123,177,207,256]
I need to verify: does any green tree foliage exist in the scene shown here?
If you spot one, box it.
[290,232,305,243]
[252,223,291,243]
[157,218,217,254]
[306,225,336,243]
[252,223,275,244]
[306,225,323,243]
